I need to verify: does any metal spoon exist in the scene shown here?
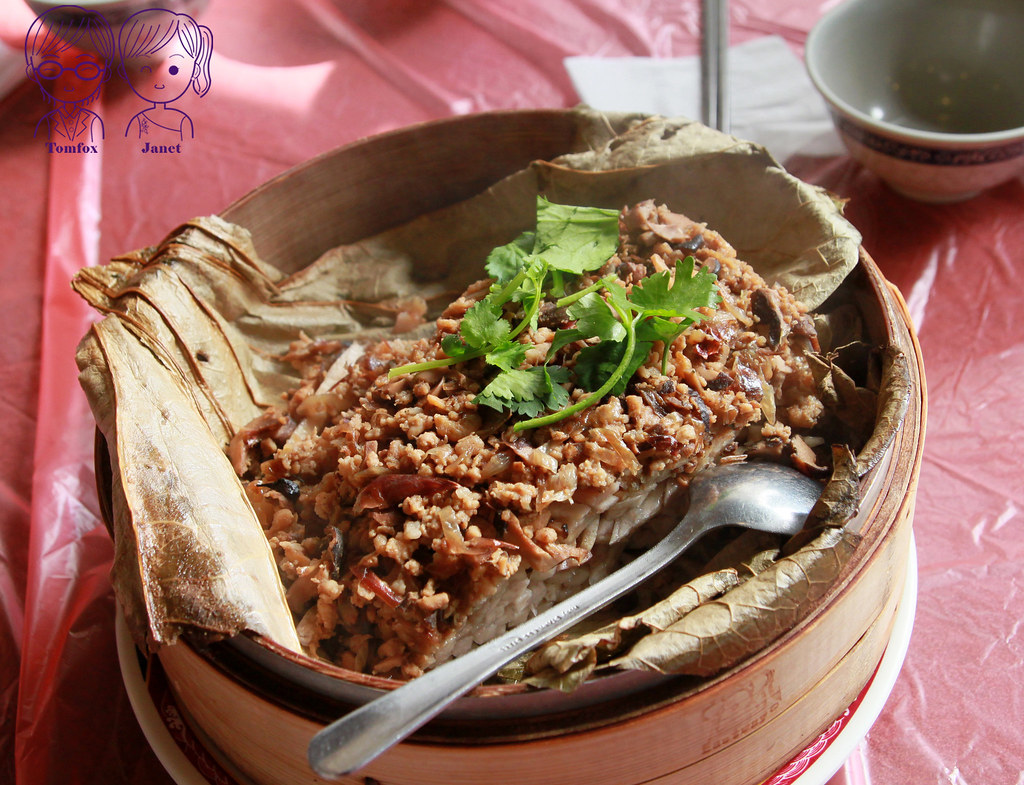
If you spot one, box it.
[308,462,821,779]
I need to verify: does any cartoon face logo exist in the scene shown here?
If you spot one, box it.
[33,46,106,103]
[123,39,199,104]
[118,9,213,141]
[24,5,214,149]
[24,5,114,142]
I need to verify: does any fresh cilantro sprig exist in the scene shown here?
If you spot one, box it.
[387,196,619,377]
[388,197,720,431]
[514,256,719,431]
[473,365,571,418]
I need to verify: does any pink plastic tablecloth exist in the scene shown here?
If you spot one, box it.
[2,1,1022,783]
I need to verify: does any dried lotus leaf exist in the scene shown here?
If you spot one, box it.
[805,340,911,479]
[277,241,462,306]
[100,265,265,430]
[77,337,151,649]
[275,171,540,310]
[808,351,878,449]
[76,317,301,652]
[813,303,864,355]
[75,275,233,446]
[608,527,860,678]
[782,445,861,555]
[73,219,290,426]
[532,154,859,311]
[553,114,744,170]
[525,506,857,690]
[807,445,861,529]
[526,569,742,691]
[857,346,912,475]
[689,529,782,579]
[162,210,280,269]
[137,218,364,395]
[290,112,861,324]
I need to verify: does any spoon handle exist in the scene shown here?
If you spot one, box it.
[307,517,706,778]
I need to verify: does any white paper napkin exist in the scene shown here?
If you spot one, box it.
[565,36,843,162]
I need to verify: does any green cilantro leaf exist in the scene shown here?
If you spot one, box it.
[636,316,691,344]
[548,327,585,360]
[542,366,572,411]
[629,257,721,321]
[460,299,511,349]
[629,256,720,373]
[637,317,690,374]
[509,256,550,334]
[440,333,472,359]
[549,292,626,357]
[485,340,529,372]
[474,366,570,417]
[602,275,632,315]
[534,197,619,275]
[485,231,535,285]
[568,292,628,342]
[574,338,652,397]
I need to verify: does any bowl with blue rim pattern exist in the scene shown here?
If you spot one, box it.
[805,0,1024,202]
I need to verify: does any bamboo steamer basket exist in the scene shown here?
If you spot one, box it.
[105,109,927,785]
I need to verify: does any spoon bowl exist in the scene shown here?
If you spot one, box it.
[308,461,823,779]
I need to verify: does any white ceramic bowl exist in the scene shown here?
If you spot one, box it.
[805,0,1024,202]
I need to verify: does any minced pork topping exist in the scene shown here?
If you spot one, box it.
[229,200,823,679]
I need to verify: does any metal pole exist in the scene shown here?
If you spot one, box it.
[701,0,729,132]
